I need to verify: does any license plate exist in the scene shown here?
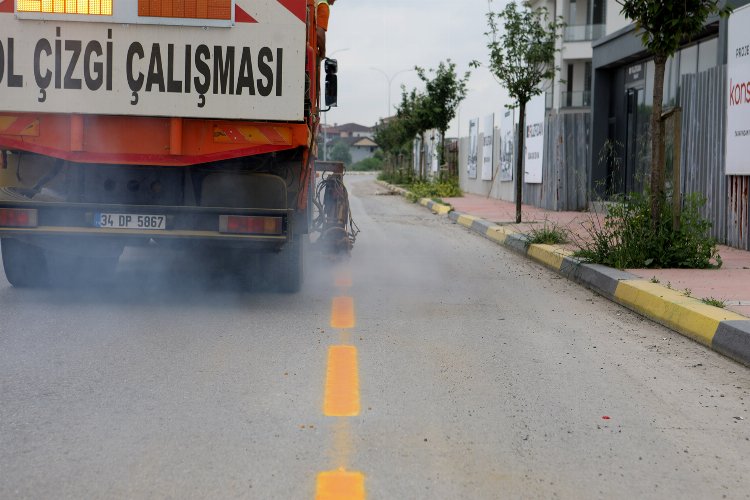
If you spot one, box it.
[95,213,166,230]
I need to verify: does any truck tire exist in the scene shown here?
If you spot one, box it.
[1,238,49,287]
[46,251,120,286]
[269,239,304,293]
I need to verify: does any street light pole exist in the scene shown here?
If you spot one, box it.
[369,67,414,118]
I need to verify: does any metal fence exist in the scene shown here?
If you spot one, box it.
[523,111,590,211]
[680,65,749,249]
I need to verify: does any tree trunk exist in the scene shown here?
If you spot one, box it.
[419,132,425,180]
[650,55,667,228]
[439,129,446,176]
[515,101,526,224]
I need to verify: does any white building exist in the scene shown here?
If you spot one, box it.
[530,0,629,110]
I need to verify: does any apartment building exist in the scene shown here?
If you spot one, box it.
[530,0,628,111]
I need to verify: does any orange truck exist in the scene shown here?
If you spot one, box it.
[0,0,336,291]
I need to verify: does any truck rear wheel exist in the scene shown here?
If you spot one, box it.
[1,238,49,287]
[267,239,304,293]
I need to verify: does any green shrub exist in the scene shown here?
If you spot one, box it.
[409,179,462,199]
[574,192,719,269]
[350,157,383,171]
[377,169,415,185]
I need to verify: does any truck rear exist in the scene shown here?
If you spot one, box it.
[0,0,325,292]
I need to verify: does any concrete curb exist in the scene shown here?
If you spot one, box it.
[378,180,750,368]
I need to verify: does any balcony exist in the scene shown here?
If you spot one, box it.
[563,24,605,42]
[560,90,591,108]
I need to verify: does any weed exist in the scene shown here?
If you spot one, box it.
[666,281,672,289]
[683,288,692,297]
[573,192,720,269]
[650,276,660,283]
[701,297,726,308]
[525,221,569,247]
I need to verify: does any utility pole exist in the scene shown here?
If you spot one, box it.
[369,67,414,118]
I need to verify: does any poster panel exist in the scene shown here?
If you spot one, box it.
[499,109,514,182]
[430,131,440,173]
[524,94,545,184]
[467,118,479,179]
[727,4,750,175]
[481,114,494,181]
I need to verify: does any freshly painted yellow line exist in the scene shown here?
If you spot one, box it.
[457,214,478,228]
[323,345,360,417]
[334,269,353,289]
[526,244,574,271]
[331,296,356,329]
[614,280,747,346]
[315,468,366,500]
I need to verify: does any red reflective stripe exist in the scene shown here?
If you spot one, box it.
[0,0,12,13]
[258,126,288,145]
[276,0,305,22]
[0,117,39,136]
[234,5,257,23]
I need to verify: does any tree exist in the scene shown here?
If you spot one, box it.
[396,87,431,179]
[616,0,731,226]
[329,139,352,166]
[485,1,563,223]
[415,60,473,172]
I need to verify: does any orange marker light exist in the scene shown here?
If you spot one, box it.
[17,0,113,15]
[316,468,365,500]
[331,296,355,329]
[323,345,360,417]
[138,0,231,20]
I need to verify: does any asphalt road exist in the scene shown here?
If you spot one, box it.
[1,174,749,499]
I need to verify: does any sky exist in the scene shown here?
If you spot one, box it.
[323,0,511,137]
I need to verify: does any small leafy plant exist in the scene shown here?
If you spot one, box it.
[701,297,726,308]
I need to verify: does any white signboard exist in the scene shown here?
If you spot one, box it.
[499,109,514,182]
[467,118,479,179]
[481,114,494,181]
[0,0,306,121]
[727,4,750,175]
[430,130,440,173]
[524,94,545,184]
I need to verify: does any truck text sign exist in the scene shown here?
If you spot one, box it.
[0,21,305,121]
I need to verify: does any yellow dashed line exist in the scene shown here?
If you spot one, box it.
[323,345,360,417]
[331,296,356,329]
[315,468,366,500]
[334,269,353,288]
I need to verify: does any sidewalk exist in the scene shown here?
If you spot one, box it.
[444,192,750,319]
[376,179,750,368]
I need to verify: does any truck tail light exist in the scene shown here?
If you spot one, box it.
[0,208,38,228]
[219,215,282,235]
